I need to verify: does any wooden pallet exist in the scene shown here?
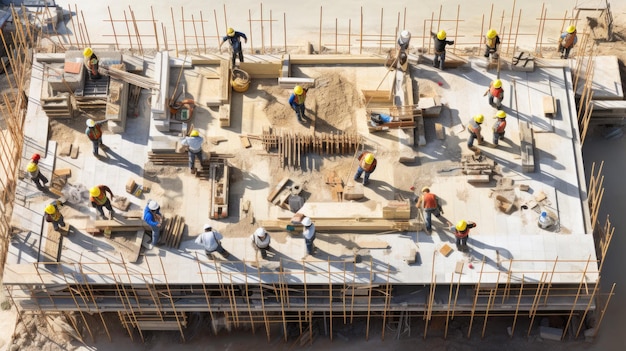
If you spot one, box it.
[160,215,186,248]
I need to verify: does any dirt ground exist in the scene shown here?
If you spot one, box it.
[2,4,626,351]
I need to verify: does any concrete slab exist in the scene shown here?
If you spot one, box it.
[573,56,624,100]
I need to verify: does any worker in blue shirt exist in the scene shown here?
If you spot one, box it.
[220,27,247,67]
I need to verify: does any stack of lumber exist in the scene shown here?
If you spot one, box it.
[382,199,411,219]
[42,93,73,118]
[93,218,147,237]
[325,171,343,202]
[148,152,234,166]
[49,168,71,197]
[160,215,186,248]
[260,219,416,232]
[99,66,160,90]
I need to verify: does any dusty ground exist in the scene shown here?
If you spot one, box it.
[2,4,626,351]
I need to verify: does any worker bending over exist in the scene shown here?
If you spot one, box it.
[83,47,101,80]
[180,129,204,174]
[484,79,504,109]
[289,85,308,123]
[431,30,454,70]
[195,223,230,259]
[90,185,115,219]
[44,201,66,231]
[558,25,578,59]
[250,227,272,259]
[220,27,247,67]
[451,220,476,252]
[416,187,443,233]
[354,152,377,186]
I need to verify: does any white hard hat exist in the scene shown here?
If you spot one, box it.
[400,30,411,39]
[148,200,159,211]
[254,227,266,237]
[86,119,95,127]
[301,217,312,227]
[203,223,213,231]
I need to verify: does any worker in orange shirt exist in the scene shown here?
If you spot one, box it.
[492,110,507,146]
[484,79,504,109]
[558,25,578,59]
[416,187,443,232]
[90,185,115,219]
[353,152,377,186]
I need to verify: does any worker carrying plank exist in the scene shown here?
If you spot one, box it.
[492,110,507,146]
[85,118,108,158]
[195,222,230,259]
[83,47,101,80]
[430,30,454,70]
[289,85,309,123]
[180,129,204,174]
[219,27,247,67]
[467,114,484,152]
[558,25,577,59]
[484,29,501,59]
[90,185,115,219]
[44,200,66,231]
[353,152,377,186]
[415,187,443,233]
[483,79,504,109]
[250,227,272,259]
[143,200,162,250]
[450,220,476,252]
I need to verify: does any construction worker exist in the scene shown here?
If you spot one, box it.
[484,79,504,109]
[219,27,247,67]
[430,30,454,70]
[26,161,48,190]
[492,110,507,146]
[353,151,377,186]
[83,47,100,80]
[397,30,411,51]
[484,29,501,58]
[416,187,443,232]
[195,223,230,259]
[450,220,476,251]
[85,118,108,157]
[89,185,115,219]
[143,200,162,250]
[291,213,316,256]
[250,227,272,259]
[180,129,204,174]
[558,25,578,59]
[289,85,308,123]
[467,114,484,151]
[44,200,66,231]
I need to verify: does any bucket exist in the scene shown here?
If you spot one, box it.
[231,68,250,93]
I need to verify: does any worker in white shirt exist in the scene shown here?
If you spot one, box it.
[195,223,230,259]
[292,213,316,256]
[250,227,272,259]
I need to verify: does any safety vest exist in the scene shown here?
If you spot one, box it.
[468,120,481,135]
[423,193,438,209]
[486,37,497,48]
[562,33,576,48]
[91,189,108,206]
[293,91,306,105]
[494,119,507,133]
[86,125,102,141]
[359,153,376,172]
[455,228,469,238]
[489,85,503,98]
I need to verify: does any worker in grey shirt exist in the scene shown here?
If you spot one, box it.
[250,227,272,259]
[292,213,316,256]
[180,129,204,173]
[195,223,230,259]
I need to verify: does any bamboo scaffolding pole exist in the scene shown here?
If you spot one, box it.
[181,6,188,53]
[78,262,111,341]
[278,260,287,340]
[283,13,287,52]
[335,18,338,53]
[381,263,392,340]
[359,7,363,54]
[105,259,139,342]
[328,259,333,341]
[141,255,163,316]
[379,8,383,54]
[68,4,80,47]
[107,7,120,50]
[444,270,456,339]
[150,6,159,52]
[130,7,143,55]
[249,9,254,55]
[467,258,486,338]
[365,257,373,341]
[576,276,600,338]
[480,288,497,338]
[260,3,265,54]
[510,274,525,338]
[162,24,169,52]
[542,256,559,306]
[156,256,186,342]
[195,253,217,333]
[562,255,592,340]
[123,10,133,51]
[191,14,200,53]
[593,283,616,337]
[199,11,207,53]
[171,8,178,57]
[527,272,547,337]
[80,10,92,47]
[319,6,323,53]
[58,270,94,342]
[423,252,437,339]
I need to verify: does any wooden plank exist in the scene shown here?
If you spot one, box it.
[439,244,453,257]
[259,219,416,232]
[455,260,464,274]
[278,77,316,89]
[53,168,72,177]
[361,89,392,103]
[520,122,535,173]
[435,123,445,139]
[356,240,389,249]
[290,55,387,65]
[219,104,231,127]
[59,143,72,157]
[542,96,556,117]
[219,60,230,103]
[94,218,147,229]
[267,176,290,202]
[239,62,281,79]
[240,136,251,148]
[70,145,79,159]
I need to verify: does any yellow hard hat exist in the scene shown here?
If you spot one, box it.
[421,186,430,193]
[190,129,199,137]
[45,204,56,215]
[487,29,497,39]
[27,162,37,172]
[83,47,93,57]
[364,153,375,164]
[456,220,468,231]
[294,85,304,95]
[496,110,506,118]
[567,25,576,34]
[86,119,95,127]
[90,186,101,197]
[227,27,235,37]
[474,114,484,124]
[493,79,502,88]
[437,30,447,40]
